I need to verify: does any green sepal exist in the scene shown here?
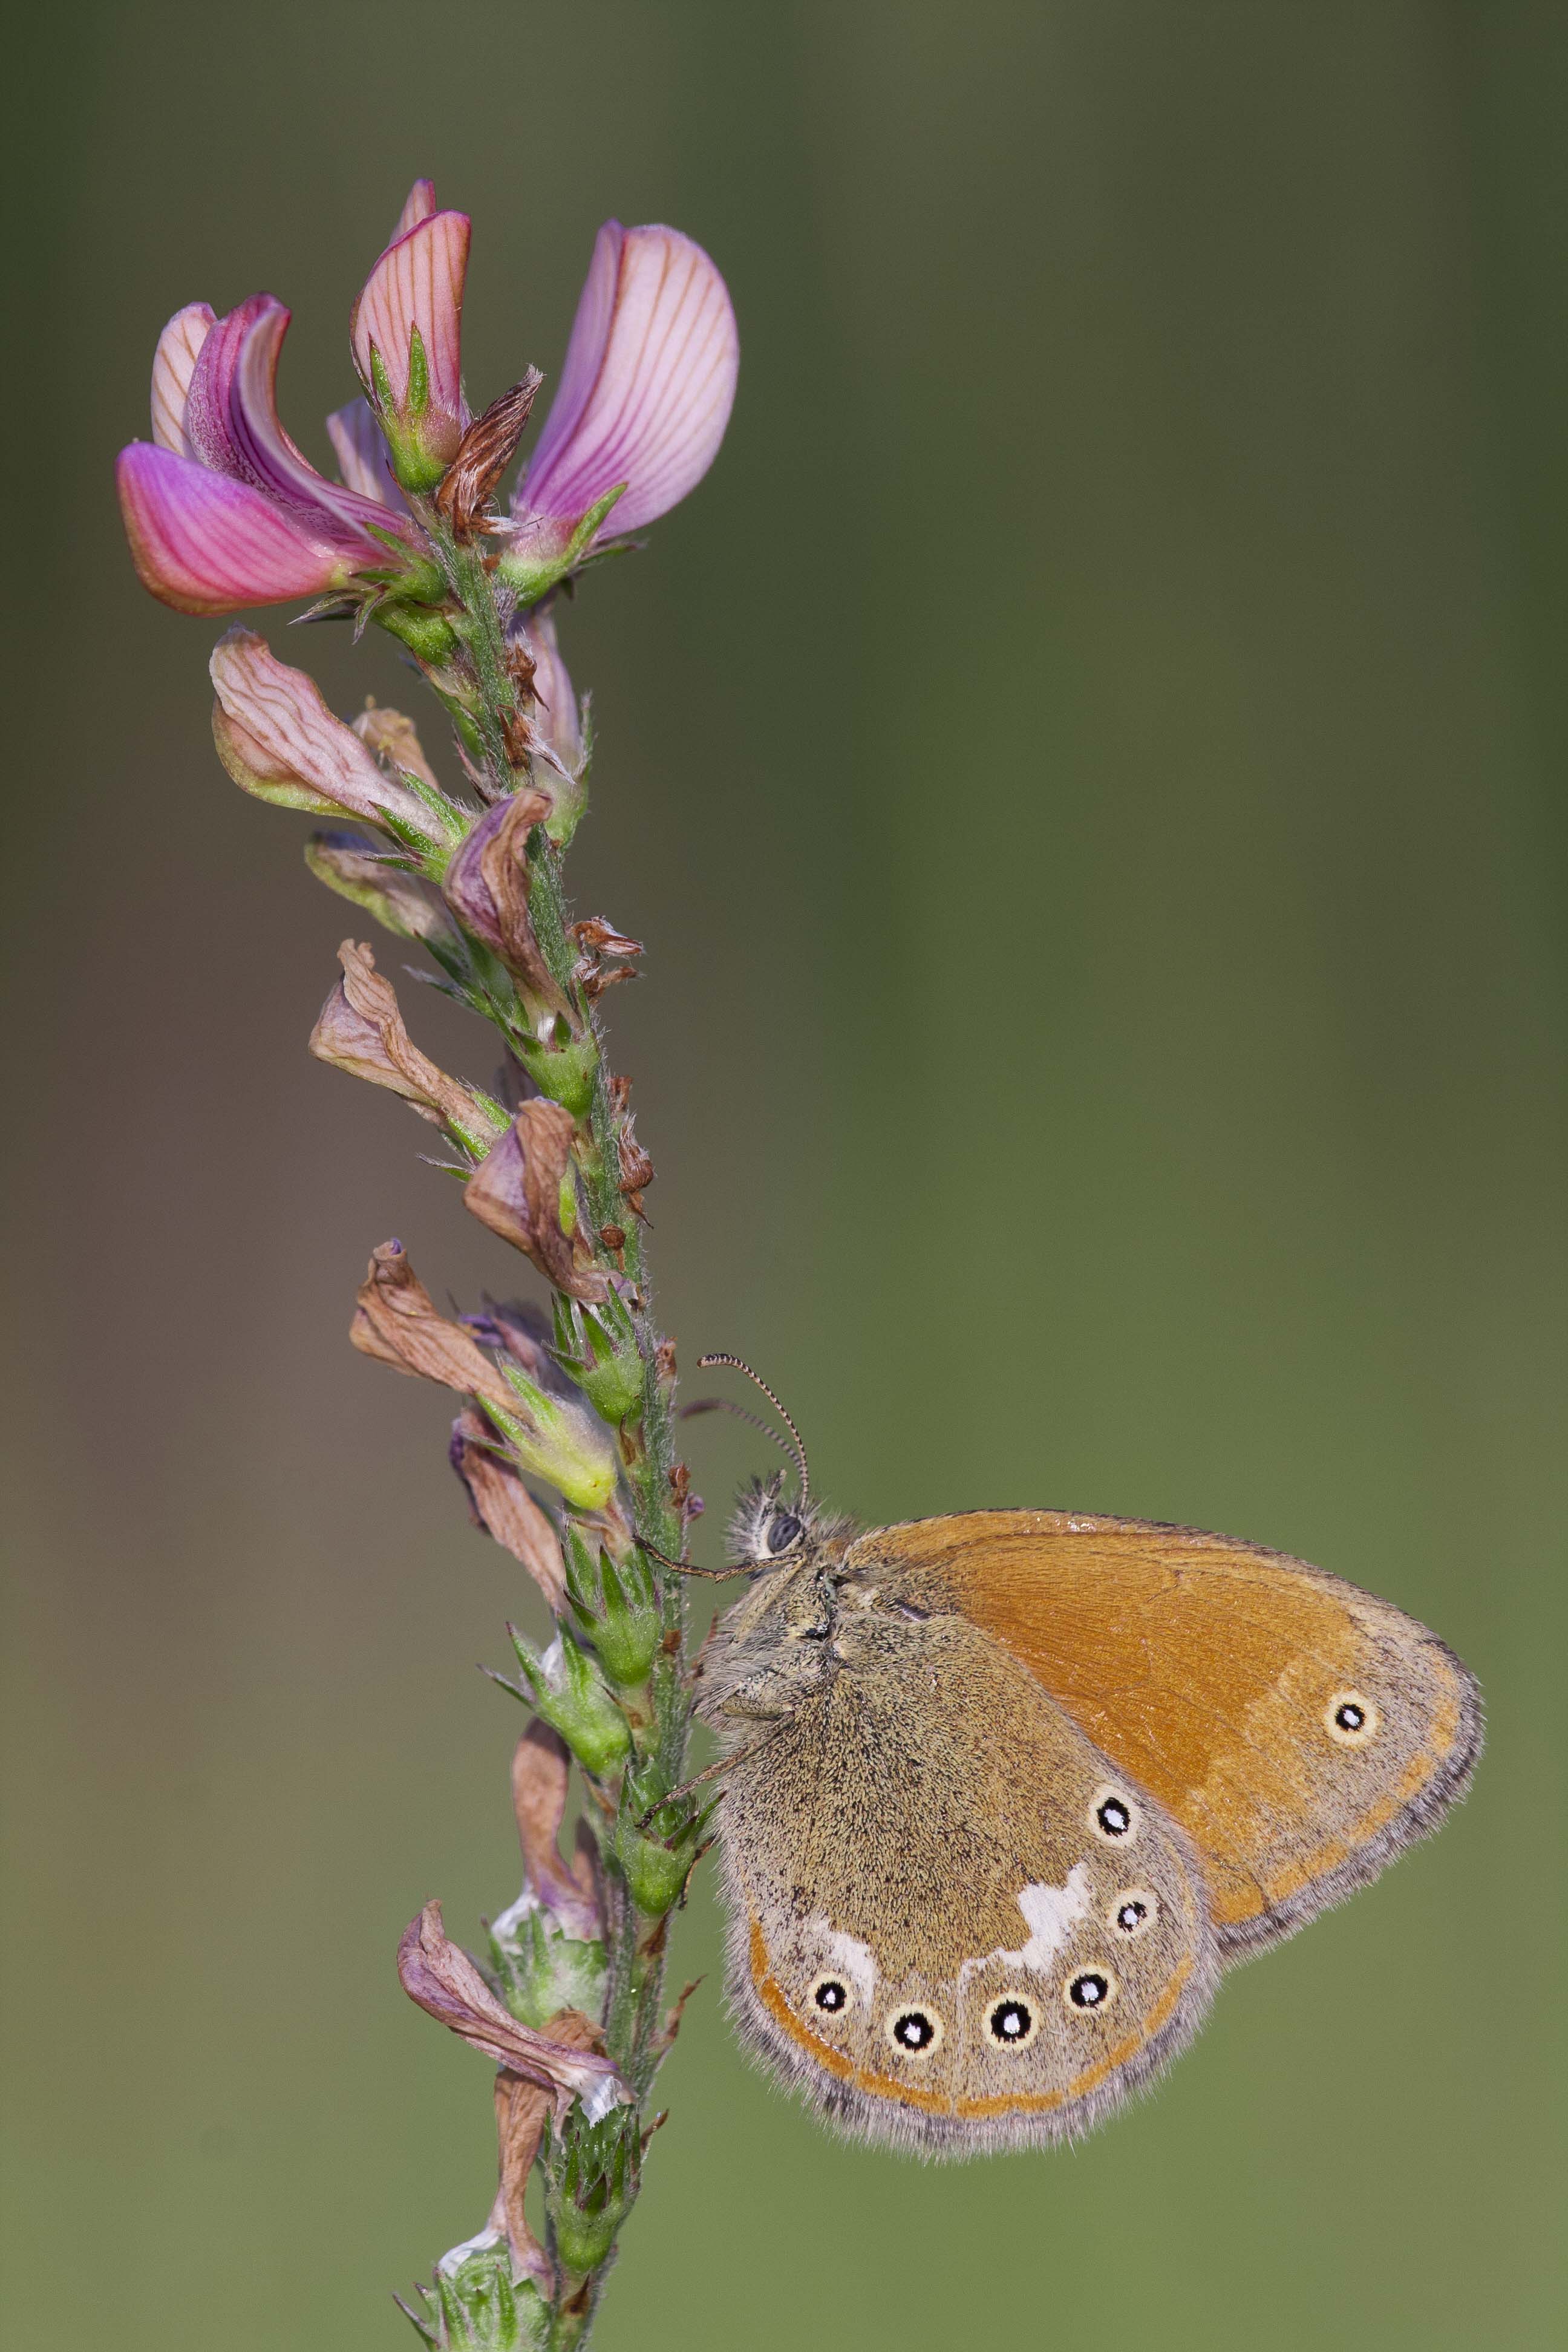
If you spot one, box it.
[485,1383,618,1514]
[501,1625,631,1777]
[552,1291,644,1430]
[399,2234,549,2350]
[514,1027,598,1119]
[497,486,629,609]
[546,2106,639,2278]
[614,1762,707,1916]
[561,1517,660,1688]
[376,599,463,665]
[489,1895,608,2032]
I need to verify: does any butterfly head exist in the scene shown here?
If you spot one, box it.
[728,1471,844,1571]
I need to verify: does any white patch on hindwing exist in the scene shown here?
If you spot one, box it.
[804,1919,879,2008]
[959,1861,1094,1986]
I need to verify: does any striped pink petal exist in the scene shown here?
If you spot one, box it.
[209,630,435,829]
[150,302,216,457]
[325,396,409,511]
[392,179,437,240]
[185,293,419,553]
[350,211,471,458]
[116,443,357,614]
[518,223,737,537]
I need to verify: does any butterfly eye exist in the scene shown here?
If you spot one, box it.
[808,1975,850,2016]
[984,1995,1038,2050]
[886,2005,943,2055]
[1325,1690,1380,1747]
[766,1511,805,1555]
[1088,1784,1140,1843]
[1109,1889,1158,1938]
[1064,1967,1119,2014]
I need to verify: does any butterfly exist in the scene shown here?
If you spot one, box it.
[685,1367,1481,2153]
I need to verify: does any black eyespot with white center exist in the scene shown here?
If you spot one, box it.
[886,2005,942,2054]
[1110,1888,1158,1939]
[1065,1968,1118,2014]
[1324,1689,1380,1748]
[766,1511,804,1555]
[985,1996,1038,2050]
[809,1975,849,2014]
[1089,1783,1140,1843]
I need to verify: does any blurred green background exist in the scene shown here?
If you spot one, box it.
[3,2,1564,2346]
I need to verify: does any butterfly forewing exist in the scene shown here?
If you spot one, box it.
[845,1512,1483,1955]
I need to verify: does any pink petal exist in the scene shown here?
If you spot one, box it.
[350,211,471,454]
[117,442,355,613]
[392,179,437,240]
[518,606,582,773]
[150,302,216,457]
[325,396,410,511]
[518,223,738,537]
[185,293,419,553]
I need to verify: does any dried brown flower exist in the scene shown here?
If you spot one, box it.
[511,1723,601,1942]
[441,789,564,1005]
[309,941,503,1143]
[465,1102,609,1302]
[436,372,544,538]
[350,1240,522,1419]
[449,1405,568,1610]
[616,1119,655,1221]
[397,1900,626,2119]
[353,701,443,795]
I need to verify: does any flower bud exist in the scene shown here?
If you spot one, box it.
[545,2105,641,2278]
[440,789,563,1006]
[351,209,472,492]
[449,1406,567,1612]
[209,629,441,838]
[552,1290,644,1427]
[304,832,457,946]
[563,1525,659,1689]
[465,1103,609,1304]
[310,941,506,1153]
[501,1630,630,1778]
[489,1373,620,1515]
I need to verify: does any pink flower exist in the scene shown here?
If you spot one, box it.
[118,187,738,621]
[118,292,423,615]
[503,222,738,589]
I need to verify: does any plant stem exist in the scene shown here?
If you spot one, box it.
[401,518,697,2347]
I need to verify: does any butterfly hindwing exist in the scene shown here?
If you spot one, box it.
[716,1596,1217,2151]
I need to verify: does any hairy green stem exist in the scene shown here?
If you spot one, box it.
[397,521,697,2350]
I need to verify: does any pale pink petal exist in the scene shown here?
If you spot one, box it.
[325,397,410,512]
[392,178,437,240]
[185,293,419,552]
[518,223,737,537]
[150,302,216,457]
[209,629,435,829]
[350,211,471,456]
[117,443,353,614]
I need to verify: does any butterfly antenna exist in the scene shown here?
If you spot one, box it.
[679,1395,798,1454]
[697,1354,811,1508]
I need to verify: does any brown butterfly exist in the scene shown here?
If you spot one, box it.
[685,1365,1481,2154]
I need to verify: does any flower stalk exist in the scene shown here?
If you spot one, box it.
[117,178,739,2350]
